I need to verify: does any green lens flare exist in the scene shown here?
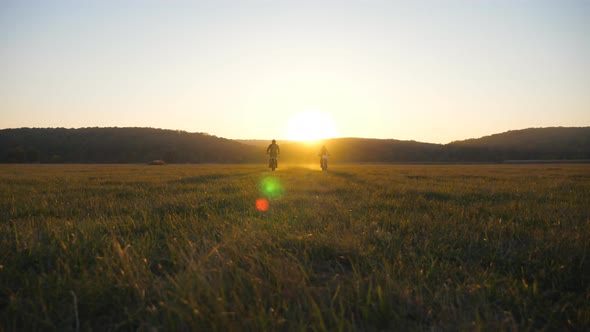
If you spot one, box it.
[259,176,283,198]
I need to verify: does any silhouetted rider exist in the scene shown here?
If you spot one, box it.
[266,139,280,158]
[319,145,329,157]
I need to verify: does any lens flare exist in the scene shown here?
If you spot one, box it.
[255,176,283,211]
[255,198,269,211]
[259,176,283,198]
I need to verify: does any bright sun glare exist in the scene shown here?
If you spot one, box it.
[286,110,337,142]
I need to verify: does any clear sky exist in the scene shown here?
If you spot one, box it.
[1,0,589,144]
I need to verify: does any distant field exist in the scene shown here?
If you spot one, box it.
[1,164,589,331]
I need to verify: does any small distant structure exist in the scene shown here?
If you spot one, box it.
[147,160,166,165]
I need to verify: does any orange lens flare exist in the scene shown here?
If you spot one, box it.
[255,198,269,211]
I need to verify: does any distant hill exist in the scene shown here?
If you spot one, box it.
[0,127,259,163]
[320,138,444,163]
[1,126,588,163]
[241,127,590,163]
[446,127,590,162]
[237,138,443,163]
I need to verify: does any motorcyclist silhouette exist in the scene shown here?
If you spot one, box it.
[318,145,330,171]
[266,139,280,171]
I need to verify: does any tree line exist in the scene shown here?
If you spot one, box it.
[1,127,589,164]
[0,127,258,164]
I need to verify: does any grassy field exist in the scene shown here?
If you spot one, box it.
[1,163,589,331]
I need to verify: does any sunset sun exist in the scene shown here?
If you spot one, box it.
[286,110,337,142]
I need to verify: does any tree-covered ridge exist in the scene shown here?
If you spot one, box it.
[0,127,259,164]
[446,127,590,161]
[1,126,589,163]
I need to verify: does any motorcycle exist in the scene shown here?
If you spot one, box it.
[319,154,329,171]
[268,155,278,171]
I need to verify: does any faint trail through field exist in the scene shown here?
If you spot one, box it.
[169,171,260,184]
[328,170,368,186]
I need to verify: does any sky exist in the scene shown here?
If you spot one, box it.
[1,0,589,144]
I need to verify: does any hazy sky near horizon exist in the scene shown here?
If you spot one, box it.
[1,0,589,144]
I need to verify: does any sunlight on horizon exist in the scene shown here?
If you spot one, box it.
[286,110,337,142]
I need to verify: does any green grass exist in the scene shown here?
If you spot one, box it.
[1,164,589,331]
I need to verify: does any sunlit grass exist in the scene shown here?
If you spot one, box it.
[1,164,589,330]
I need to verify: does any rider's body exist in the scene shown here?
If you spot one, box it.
[267,139,280,157]
[318,145,329,157]
[318,145,330,170]
[266,139,280,169]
